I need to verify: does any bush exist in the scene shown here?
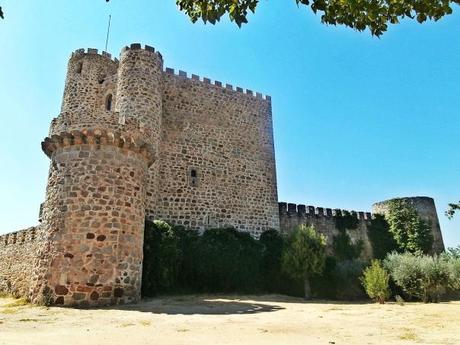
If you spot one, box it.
[332,259,367,300]
[311,256,338,299]
[447,258,460,292]
[419,256,450,302]
[384,252,424,301]
[361,260,390,303]
[259,229,285,292]
[192,227,263,292]
[384,252,451,302]
[142,220,181,297]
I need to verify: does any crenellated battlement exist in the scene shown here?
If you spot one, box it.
[120,43,163,61]
[278,202,372,221]
[42,129,156,166]
[164,66,271,101]
[0,227,37,247]
[71,48,119,64]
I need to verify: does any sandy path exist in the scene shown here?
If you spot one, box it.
[0,295,458,345]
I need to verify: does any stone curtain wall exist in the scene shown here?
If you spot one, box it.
[0,227,43,297]
[146,69,279,237]
[279,203,373,260]
[372,197,445,254]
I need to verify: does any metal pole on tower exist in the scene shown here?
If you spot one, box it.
[104,14,112,52]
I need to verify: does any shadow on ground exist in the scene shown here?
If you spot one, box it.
[107,295,286,315]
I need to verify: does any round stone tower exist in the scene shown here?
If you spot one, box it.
[372,196,445,254]
[115,44,163,153]
[61,48,118,114]
[31,45,160,306]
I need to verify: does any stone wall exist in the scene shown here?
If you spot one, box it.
[0,227,43,297]
[279,202,373,260]
[146,68,279,237]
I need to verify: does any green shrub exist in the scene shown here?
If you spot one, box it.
[384,252,451,302]
[384,252,424,300]
[311,256,339,299]
[141,220,181,297]
[361,260,390,303]
[332,259,367,300]
[281,225,327,299]
[259,229,285,292]
[193,227,263,292]
[419,256,450,302]
[446,257,460,291]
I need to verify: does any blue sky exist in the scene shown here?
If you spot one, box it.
[0,0,459,247]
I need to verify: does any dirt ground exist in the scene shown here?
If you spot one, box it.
[0,295,459,345]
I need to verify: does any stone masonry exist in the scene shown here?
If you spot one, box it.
[0,43,445,306]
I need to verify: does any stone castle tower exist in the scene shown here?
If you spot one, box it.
[31,44,279,306]
[0,44,445,307]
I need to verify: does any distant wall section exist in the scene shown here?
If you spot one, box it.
[0,227,43,298]
[279,202,373,260]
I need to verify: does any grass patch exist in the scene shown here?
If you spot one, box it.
[139,320,151,326]
[3,298,29,307]
[0,292,12,298]
[399,328,420,341]
[119,322,135,328]
[0,308,18,314]
[19,318,39,322]
[177,328,190,332]
[326,307,344,311]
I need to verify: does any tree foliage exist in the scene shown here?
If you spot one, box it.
[367,214,398,259]
[142,220,181,296]
[281,225,327,298]
[333,212,363,261]
[385,199,433,254]
[446,201,460,219]
[361,260,390,303]
[173,0,459,36]
[332,259,367,299]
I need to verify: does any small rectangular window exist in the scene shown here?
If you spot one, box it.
[188,167,199,187]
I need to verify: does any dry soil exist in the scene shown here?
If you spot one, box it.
[0,295,459,345]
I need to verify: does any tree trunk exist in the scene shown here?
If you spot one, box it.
[304,277,312,300]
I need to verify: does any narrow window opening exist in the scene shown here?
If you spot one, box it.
[98,74,106,84]
[76,62,83,74]
[189,168,198,187]
[105,94,113,111]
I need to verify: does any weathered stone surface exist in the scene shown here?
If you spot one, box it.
[278,203,374,260]
[0,44,445,307]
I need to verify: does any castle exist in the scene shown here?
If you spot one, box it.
[0,44,444,306]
